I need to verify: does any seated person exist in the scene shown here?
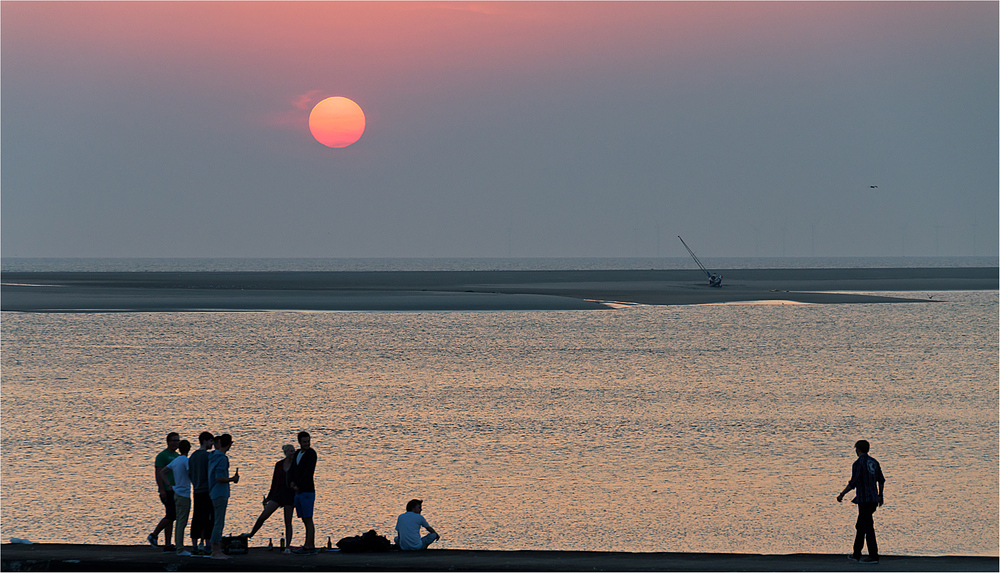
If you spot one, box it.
[394,499,439,550]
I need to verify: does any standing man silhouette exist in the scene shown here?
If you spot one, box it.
[289,431,318,554]
[161,440,193,555]
[838,439,886,564]
[209,434,240,560]
[148,432,180,549]
[188,432,216,555]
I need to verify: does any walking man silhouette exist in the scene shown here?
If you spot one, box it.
[837,439,885,564]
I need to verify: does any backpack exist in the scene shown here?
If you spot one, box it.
[337,529,392,553]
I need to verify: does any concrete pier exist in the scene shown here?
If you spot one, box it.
[1,544,997,572]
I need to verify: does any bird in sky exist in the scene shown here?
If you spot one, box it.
[869,185,878,189]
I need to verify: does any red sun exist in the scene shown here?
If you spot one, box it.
[308,96,366,148]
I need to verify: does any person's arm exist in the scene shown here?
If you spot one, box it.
[877,471,885,506]
[159,466,174,493]
[837,461,861,502]
[422,516,436,535]
[288,462,298,492]
[155,455,173,494]
[267,462,282,498]
[212,456,238,484]
[303,451,317,480]
[292,450,317,491]
[216,468,240,484]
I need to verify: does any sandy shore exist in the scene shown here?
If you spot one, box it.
[1,544,996,572]
[1,267,995,312]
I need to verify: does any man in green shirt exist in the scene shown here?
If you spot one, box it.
[148,432,180,549]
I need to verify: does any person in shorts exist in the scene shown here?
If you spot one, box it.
[289,431,318,554]
[148,432,180,550]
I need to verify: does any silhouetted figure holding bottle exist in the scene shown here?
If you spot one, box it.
[208,434,239,560]
[837,439,885,564]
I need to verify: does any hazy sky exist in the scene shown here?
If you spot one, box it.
[3,1,997,258]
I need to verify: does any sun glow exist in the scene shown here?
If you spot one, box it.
[308,96,366,148]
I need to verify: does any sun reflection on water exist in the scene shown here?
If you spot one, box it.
[1,292,997,555]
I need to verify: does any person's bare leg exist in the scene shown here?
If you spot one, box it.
[303,517,315,549]
[283,506,294,549]
[151,516,169,541]
[248,501,280,538]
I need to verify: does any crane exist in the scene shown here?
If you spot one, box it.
[678,236,722,287]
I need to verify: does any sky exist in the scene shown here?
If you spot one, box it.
[2,1,997,259]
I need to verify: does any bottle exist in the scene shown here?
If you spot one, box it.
[327,536,332,550]
[267,538,273,551]
[280,537,285,550]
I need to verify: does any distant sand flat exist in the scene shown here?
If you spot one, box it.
[1,267,996,312]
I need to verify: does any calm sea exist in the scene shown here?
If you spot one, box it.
[1,258,997,555]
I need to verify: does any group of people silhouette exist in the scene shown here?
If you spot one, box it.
[150,431,879,561]
[149,431,318,559]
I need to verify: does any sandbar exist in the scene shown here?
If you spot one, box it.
[1,267,995,312]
